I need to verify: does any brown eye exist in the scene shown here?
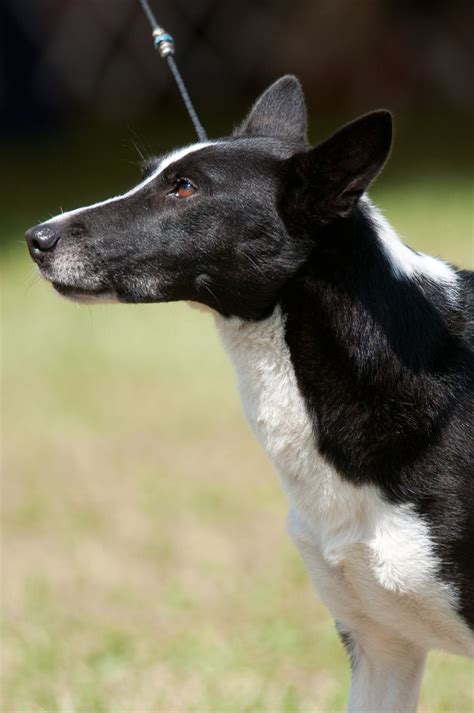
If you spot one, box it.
[174,178,195,198]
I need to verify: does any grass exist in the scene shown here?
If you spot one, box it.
[2,172,473,712]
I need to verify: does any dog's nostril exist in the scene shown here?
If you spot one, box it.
[25,224,61,260]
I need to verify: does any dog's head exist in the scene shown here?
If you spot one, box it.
[26,76,392,320]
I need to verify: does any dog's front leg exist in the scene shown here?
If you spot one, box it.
[287,509,427,712]
[343,629,426,713]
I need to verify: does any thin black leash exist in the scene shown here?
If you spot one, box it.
[138,0,208,142]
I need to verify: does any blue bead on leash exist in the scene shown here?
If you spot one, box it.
[138,0,208,142]
[152,31,174,55]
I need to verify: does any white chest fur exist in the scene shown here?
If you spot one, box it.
[217,307,472,656]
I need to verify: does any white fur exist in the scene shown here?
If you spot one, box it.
[363,197,459,287]
[217,307,473,675]
[48,141,216,225]
[346,637,426,713]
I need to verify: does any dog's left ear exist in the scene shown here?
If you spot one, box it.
[234,75,307,143]
[282,110,393,223]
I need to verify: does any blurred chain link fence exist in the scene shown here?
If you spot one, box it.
[1,0,472,131]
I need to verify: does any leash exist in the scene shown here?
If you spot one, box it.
[138,0,208,142]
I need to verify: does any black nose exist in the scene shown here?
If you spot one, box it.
[26,224,61,260]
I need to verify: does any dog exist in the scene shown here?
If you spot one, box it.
[26,75,473,712]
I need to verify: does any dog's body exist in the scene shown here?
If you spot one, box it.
[26,76,473,711]
[218,263,473,710]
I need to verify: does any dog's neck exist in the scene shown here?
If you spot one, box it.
[282,198,460,375]
[217,198,463,490]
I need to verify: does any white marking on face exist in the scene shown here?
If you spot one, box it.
[47,141,217,225]
[362,197,459,287]
[217,306,473,657]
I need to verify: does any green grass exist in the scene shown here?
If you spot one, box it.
[2,174,473,712]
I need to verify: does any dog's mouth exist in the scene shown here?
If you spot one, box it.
[52,282,118,304]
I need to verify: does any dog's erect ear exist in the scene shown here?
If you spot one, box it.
[283,110,392,223]
[234,75,307,142]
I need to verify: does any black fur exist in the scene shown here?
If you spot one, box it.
[26,75,474,631]
[279,208,474,628]
[29,136,313,321]
[336,624,358,669]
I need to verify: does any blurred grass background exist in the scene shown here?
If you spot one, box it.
[1,0,474,709]
[1,122,473,712]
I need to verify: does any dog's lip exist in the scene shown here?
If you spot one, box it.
[52,282,117,303]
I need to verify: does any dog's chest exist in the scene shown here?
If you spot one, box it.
[217,308,471,654]
[217,308,317,482]
[217,307,367,531]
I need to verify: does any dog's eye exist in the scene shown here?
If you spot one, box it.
[173,178,195,198]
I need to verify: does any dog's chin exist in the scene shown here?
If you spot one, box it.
[52,282,118,304]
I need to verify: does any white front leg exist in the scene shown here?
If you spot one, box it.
[345,632,426,713]
[287,508,427,713]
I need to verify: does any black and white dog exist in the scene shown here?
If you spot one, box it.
[26,76,473,711]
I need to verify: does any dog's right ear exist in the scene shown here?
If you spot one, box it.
[234,75,307,143]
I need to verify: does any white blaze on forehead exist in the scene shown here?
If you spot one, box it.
[156,142,217,173]
[47,141,217,225]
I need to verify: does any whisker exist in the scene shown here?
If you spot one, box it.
[241,251,265,277]
[24,270,42,295]
[131,140,146,162]
[23,266,38,285]
[201,280,223,312]
[127,128,150,162]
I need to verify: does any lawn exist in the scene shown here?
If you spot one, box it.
[2,172,473,712]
